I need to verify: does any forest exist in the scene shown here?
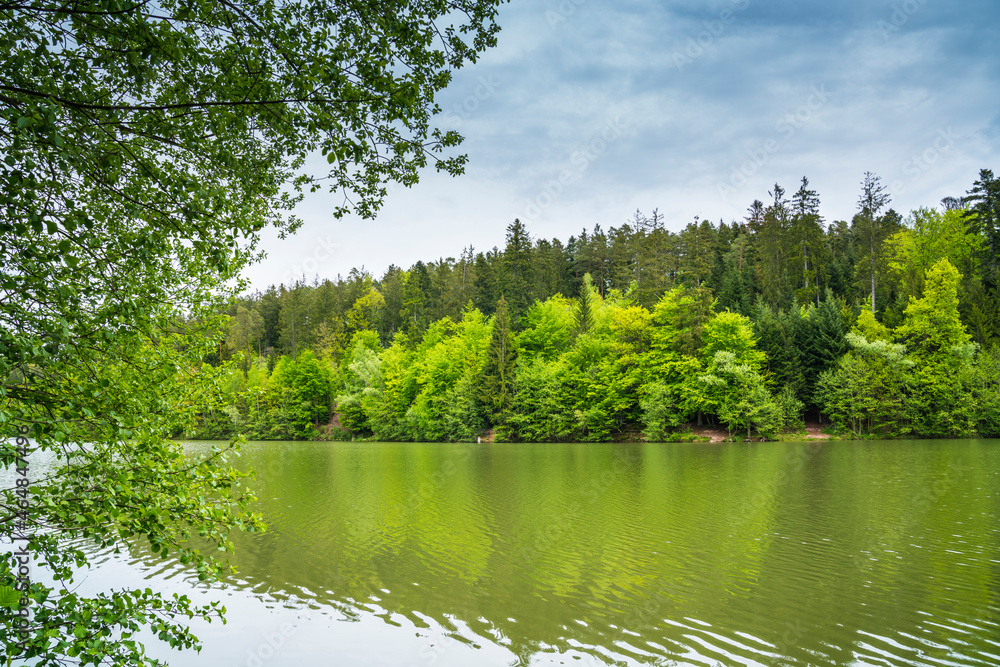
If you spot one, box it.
[185,170,1000,442]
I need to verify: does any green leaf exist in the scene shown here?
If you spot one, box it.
[0,586,21,608]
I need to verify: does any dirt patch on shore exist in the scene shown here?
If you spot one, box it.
[803,422,832,439]
[688,422,832,443]
[689,426,733,443]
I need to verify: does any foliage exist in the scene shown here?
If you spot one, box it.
[701,311,765,370]
[405,310,491,441]
[775,385,805,429]
[517,296,576,362]
[705,352,784,440]
[479,297,518,425]
[964,169,1000,288]
[885,207,982,303]
[1,328,265,665]
[507,358,579,442]
[796,294,848,406]
[639,382,685,441]
[335,340,383,436]
[651,285,714,356]
[1,0,507,661]
[894,259,971,358]
[817,332,915,436]
[178,174,1000,446]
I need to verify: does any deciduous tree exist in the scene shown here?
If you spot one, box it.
[1,0,506,661]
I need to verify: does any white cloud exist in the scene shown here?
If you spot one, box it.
[243,0,1000,289]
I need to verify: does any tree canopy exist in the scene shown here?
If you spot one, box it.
[1,0,507,663]
[182,166,1000,446]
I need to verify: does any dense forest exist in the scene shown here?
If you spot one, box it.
[184,170,1000,442]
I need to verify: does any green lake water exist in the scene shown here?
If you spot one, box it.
[36,440,1000,665]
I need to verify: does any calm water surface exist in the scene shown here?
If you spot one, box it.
[45,440,1000,665]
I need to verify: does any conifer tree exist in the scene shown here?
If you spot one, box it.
[502,219,534,326]
[758,184,792,306]
[576,274,597,335]
[855,172,893,314]
[480,296,518,423]
[965,169,1000,288]
[789,176,827,305]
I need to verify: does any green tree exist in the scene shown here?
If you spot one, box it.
[752,302,805,396]
[817,333,915,436]
[575,273,598,336]
[473,249,501,316]
[650,284,714,357]
[639,382,684,441]
[757,184,793,306]
[700,311,766,370]
[479,296,518,425]
[884,206,983,328]
[1,0,506,662]
[703,352,784,440]
[402,262,432,338]
[796,293,848,407]
[893,259,978,436]
[227,305,265,377]
[346,283,387,336]
[517,295,576,362]
[965,169,1000,288]
[678,217,716,287]
[507,357,579,441]
[961,278,1000,350]
[894,259,972,358]
[403,310,491,441]
[378,265,407,344]
[715,234,757,315]
[266,350,333,438]
[854,172,895,314]
[789,176,828,305]
[502,219,534,326]
[886,208,981,297]
[278,281,316,360]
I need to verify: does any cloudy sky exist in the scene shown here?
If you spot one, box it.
[243,0,1000,290]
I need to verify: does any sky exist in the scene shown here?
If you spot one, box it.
[242,0,1000,291]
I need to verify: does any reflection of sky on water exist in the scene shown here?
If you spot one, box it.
[6,439,1000,666]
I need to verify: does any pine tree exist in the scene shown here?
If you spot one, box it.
[758,184,792,306]
[401,261,431,338]
[480,295,518,423]
[576,273,597,335]
[856,172,893,314]
[716,234,756,314]
[679,217,717,287]
[789,176,827,305]
[502,219,534,326]
[964,168,1000,289]
[798,291,848,407]
[473,249,500,316]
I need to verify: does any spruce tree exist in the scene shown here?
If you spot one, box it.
[502,219,534,326]
[965,169,1000,289]
[855,172,893,314]
[480,296,518,423]
[576,274,597,335]
[790,176,827,305]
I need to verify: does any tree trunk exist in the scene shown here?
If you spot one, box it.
[803,242,809,289]
[870,242,876,315]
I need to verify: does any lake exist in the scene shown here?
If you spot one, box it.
[25,439,1000,665]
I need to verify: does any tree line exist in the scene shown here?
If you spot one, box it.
[186,170,1000,441]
